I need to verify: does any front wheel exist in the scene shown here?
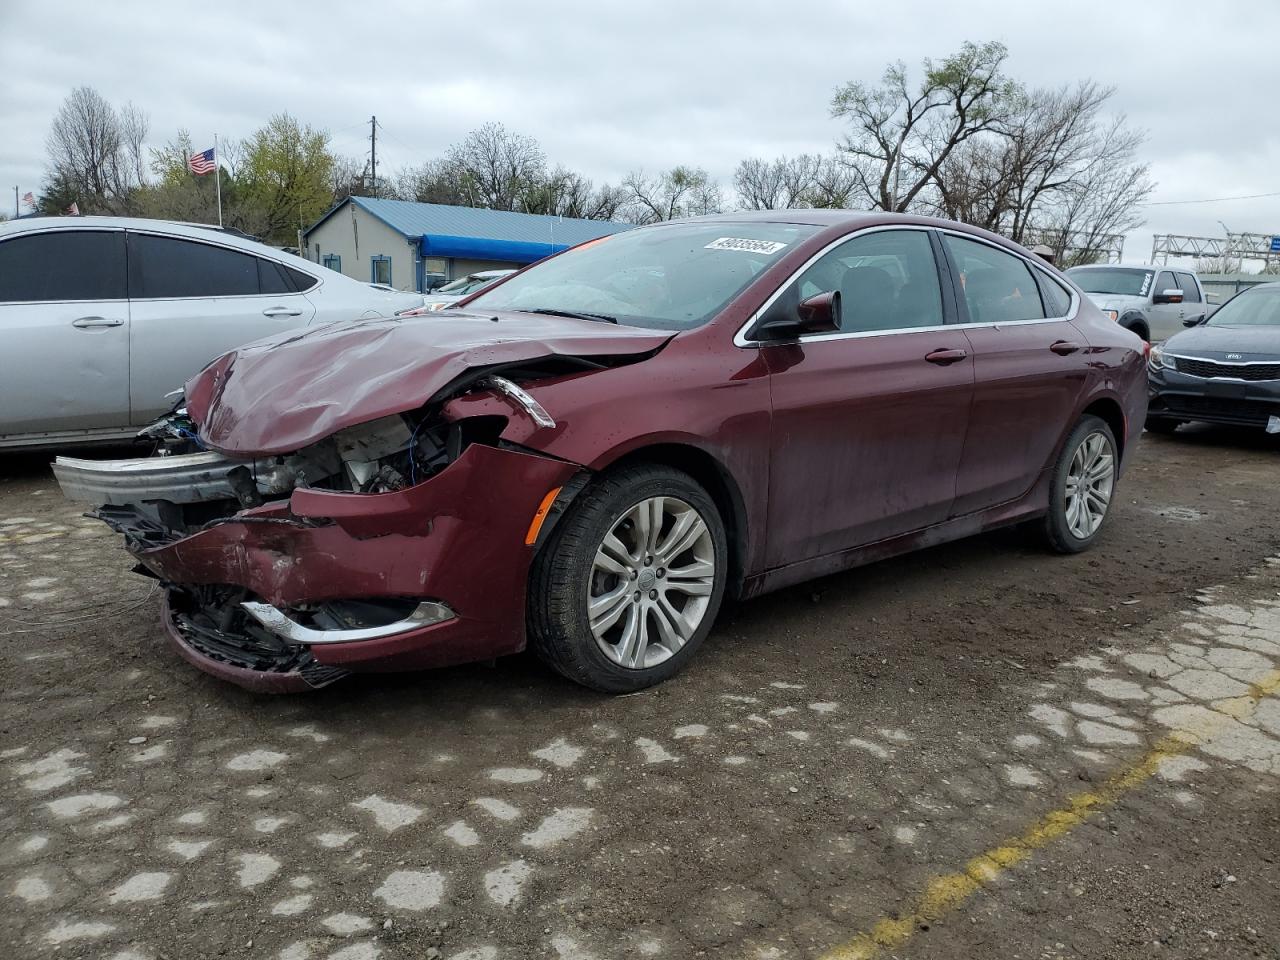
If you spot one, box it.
[1041,415,1118,554]
[528,464,727,693]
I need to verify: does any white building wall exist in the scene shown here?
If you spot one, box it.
[304,203,419,291]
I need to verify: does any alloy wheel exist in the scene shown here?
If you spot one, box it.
[587,496,716,669]
[1063,431,1115,539]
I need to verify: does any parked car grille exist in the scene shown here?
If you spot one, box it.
[1162,395,1278,424]
[1173,356,1280,381]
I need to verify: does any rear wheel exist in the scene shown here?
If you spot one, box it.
[1041,415,1118,554]
[528,464,727,693]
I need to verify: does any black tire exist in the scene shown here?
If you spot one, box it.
[1144,416,1181,435]
[1120,315,1149,342]
[528,463,728,693]
[1041,415,1118,555]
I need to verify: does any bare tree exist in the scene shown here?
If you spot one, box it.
[830,41,1017,212]
[621,166,723,224]
[44,86,149,214]
[444,122,546,211]
[734,154,856,209]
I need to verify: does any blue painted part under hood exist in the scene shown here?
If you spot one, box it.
[420,233,567,264]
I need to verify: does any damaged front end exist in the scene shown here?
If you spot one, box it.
[53,358,611,692]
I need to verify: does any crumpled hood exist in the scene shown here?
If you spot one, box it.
[1164,323,1280,361]
[185,311,673,456]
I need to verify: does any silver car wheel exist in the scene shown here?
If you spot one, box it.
[587,496,716,670]
[1063,430,1115,539]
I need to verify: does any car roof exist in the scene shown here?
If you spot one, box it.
[0,215,323,275]
[1069,262,1198,274]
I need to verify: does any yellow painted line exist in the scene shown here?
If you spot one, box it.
[819,669,1280,960]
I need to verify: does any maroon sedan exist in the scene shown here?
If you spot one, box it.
[55,212,1148,693]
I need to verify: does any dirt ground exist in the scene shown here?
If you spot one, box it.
[2,424,1279,960]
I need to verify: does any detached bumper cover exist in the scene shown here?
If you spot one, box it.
[133,443,578,687]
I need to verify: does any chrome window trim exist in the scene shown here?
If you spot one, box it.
[732,224,1079,348]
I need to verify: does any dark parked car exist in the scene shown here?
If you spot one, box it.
[1146,282,1280,434]
[55,212,1149,694]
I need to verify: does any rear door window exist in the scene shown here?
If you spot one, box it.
[943,235,1046,324]
[1175,273,1201,303]
[128,233,260,299]
[0,230,126,302]
[1034,270,1073,317]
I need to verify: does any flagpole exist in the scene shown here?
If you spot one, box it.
[214,133,223,228]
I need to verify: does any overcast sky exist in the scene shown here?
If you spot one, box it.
[1,0,1273,259]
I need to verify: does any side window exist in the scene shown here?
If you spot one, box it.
[129,233,259,298]
[258,259,293,294]
[1034,269,1073,317]
[793,229,943,333]
[0,231,126,302]
[1154,271,1177,299]
[943,235,1046,324]
[1175,273,1201,303]
[285,266,318,291]
[371,255,392,287]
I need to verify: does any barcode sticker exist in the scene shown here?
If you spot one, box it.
[705,237,788,255]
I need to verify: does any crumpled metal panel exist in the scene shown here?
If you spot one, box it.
[184,311,671,457]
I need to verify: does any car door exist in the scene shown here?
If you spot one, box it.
[0,228,131,438]
[1148,269,1183,341]
[1175,272,1205,326]
[126,231,317,424]
[940,233,1092,516]
[761,227,974,566]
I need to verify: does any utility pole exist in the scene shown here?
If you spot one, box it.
[370,115,378,199]
[12,186,17,218]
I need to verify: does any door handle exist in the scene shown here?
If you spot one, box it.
[924,347,967,365]
[1050,340,1082,355]
[71,316,124,329]
[262,306,303,318]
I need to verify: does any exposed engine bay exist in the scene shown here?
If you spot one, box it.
[54,356,607,548]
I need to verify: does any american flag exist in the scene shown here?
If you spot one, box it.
[21,192,34,207]
[65,202,80,216]
[188,147,216,176]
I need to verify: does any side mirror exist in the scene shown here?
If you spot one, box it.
[1153,289,1184,305]
[752,290,842,341]
[1183,315,1205,327]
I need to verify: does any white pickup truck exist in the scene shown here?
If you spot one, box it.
[1065,264,1212,342]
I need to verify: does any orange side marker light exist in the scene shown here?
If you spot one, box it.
[525,487,563,545]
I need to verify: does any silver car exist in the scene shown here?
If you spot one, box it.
[0,217,425,450]
[1065,263,1211,342]
[413,269,517,313]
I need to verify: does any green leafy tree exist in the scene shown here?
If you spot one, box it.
[238,114,336,245]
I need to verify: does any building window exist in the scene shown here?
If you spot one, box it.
[371,255,391,286]
[322,254,341,273]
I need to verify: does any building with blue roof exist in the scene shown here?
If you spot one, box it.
[302,196,632,293]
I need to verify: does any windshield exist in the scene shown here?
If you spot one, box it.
[1066,267,1155,297]
[1208,285,1280,326]
[465,221,819,330]
[437,274,499,295]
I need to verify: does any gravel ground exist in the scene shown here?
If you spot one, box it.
[2,424,1279,960]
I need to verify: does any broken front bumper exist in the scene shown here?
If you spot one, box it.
[83,444,578,691]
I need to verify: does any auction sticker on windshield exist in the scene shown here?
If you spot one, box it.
[705,237,788,255]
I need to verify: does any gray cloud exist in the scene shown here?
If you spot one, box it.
[2,0,1275,255]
